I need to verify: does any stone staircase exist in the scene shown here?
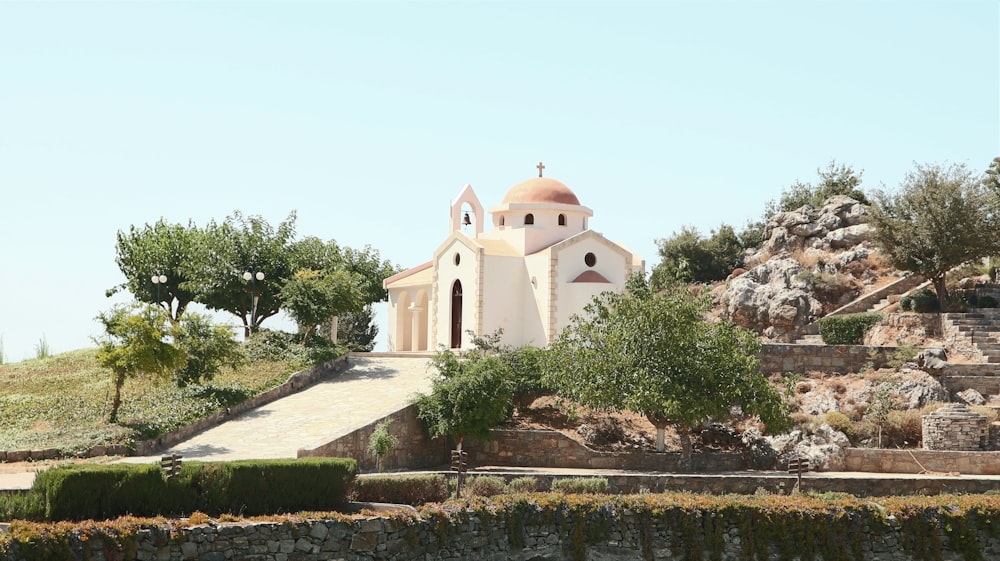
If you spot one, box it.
[942,310,1000,364]
[792,274,928,345]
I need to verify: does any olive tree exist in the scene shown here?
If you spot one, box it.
[544,275,791,470]
[869,162,1000,306]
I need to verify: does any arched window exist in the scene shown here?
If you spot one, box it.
[525,213,534,225]
[450,280,463,349]
[558,214,566,226]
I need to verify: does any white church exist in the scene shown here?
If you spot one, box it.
[383,165,645,352]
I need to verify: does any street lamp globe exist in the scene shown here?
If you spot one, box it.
[243,271,253,281]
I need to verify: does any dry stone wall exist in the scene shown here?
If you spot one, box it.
[5,508,1000,561]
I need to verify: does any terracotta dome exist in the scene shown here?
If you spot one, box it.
[501,177,580,206]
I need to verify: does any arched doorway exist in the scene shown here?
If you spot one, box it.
[450,280,463,348]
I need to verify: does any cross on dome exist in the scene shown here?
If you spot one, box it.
[536,162,545,177]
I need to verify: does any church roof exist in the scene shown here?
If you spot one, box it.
[501,177,580,206]
[383,261,433,288]
[477,239,520,256]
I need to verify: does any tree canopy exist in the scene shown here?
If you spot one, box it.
[767,160,868,216]
[109,219,206,322]
[94,304,186,423]
[652,224,746,285]
[543,275,790,468]
[868,162,1000,306]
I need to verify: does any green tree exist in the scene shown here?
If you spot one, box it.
[766,160,868,216]
[413,344,516,450]
[652,224,751,285]
[282,268,363,342]
[196,211,299,336]
[332,305,380,352]
[868,162,1000,306]
[544,275,790,470]
[94,304,186,423]
[173,312,246,387]
[367,419,398,472]
[108,219,206,322]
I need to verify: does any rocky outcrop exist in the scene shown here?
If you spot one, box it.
[767,424,850,471]
[721,196,898,341]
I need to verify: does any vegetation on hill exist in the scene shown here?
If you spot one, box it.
[0,347,297,456]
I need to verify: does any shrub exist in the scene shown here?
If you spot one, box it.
[824,411,852,435]
[819,313,883,345]
[508,476,539,494]
[349,474,448,505]
[551,477,609,494]
[900,288,938,313]
[0,490,45,521]
[31,458,358,521]
[465,475,509,497]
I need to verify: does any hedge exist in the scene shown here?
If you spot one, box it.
[349,474,449,505]
[29,457,358,521]
[818,312,883,345]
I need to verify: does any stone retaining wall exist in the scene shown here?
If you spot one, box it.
[298,404,450,471]
[758,343,900,374]
[5,504,999,561]
[844,447,1000,475]
[465,429,746,472]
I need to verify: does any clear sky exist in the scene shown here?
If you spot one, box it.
[1,1,997,363]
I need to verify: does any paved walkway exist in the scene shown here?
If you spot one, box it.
[0,355,435,489]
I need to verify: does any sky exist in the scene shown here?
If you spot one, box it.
[1,1,997,363]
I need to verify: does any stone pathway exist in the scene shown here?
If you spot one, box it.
[124,355,434,463]
[0,355,434,488]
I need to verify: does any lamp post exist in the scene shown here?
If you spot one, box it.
[243,270,265,333]
[151,274,167,305]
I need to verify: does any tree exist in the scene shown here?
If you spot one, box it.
[652,224,745,284]
[282,268,363,341]
[869,162,1000,306]
[543,274,791,470]
[173,312,246,387]
[197,211,299,336]
[367,419,398,472]
[766,160,868,216]
[94,304,186,423]
[413,343,516,450]
[108,219,206,322]
[332,305,380,351]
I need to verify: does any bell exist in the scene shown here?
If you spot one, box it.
[462,212,472,226]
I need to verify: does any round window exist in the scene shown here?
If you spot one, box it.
[584,252,597,267]
[454,253,461,266]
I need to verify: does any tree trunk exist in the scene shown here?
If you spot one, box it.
[932,275,949,310]
[677,425,693,472]
[655,427,666,452]
[109,370,125,423]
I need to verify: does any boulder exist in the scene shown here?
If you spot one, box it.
[767,424,849,472]
[956,388,986,406]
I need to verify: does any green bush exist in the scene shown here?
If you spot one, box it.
[550,477,609,494]
[0,490,45,521]
[465,475,509,497]
[819,313,883,345]
[349,474,449,505]
[508,476,539,494]
[899,288,938,313]
[31,458,358,521]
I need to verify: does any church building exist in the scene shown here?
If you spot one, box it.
[383,165,645,352]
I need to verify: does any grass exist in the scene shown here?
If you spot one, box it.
[0,348,295,456]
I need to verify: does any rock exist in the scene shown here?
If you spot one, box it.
[957,388,986,406]
[915,349,948,370]
[826,224,874,249]
[895,370,948,409]
[768,424,849,472]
